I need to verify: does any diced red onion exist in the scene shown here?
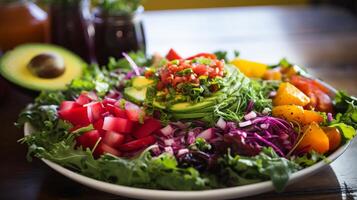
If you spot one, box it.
[327,113,333,122]
[177,148,189,156]
[160,125,174,136]
[239,120,252,127]
[196,128,214,141]
[244,111,257,120]
[216,117,227,130]
[122,52,140,76]
[164,138,174,146]
[164,146,174,155]
[187,131,196,144]
[260,123,269,129]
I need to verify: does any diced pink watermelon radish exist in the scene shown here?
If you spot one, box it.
[133,118,162,139]
[93,119,105,135]
[94,143,122,157]
[119,135,156,152]
[102,116,133,134]
[59,107,90,126]
[59,101,80,111]
[76,130,101,149]
[125,102,144,121]
[76,93,92,105]
[103,131,125,148]
[86,102,105,123]
[105,104,127,118]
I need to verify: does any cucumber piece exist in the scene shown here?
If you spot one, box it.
[124,87,147,104]
[132,76,153,89]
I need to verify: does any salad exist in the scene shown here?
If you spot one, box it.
[18,49,357,192]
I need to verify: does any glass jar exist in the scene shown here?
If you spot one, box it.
[93,6,146,66]
[0,0,48,53]
[49,0,95,63]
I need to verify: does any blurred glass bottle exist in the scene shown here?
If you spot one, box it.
[48,0,95,63]
[0,0,48,53]
[93,6,146,66]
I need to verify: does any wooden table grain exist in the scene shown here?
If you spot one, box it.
[1,5,357,200]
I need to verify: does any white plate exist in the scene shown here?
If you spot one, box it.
[23,81,354,200]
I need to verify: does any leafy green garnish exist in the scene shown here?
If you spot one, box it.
[218,147,300,192]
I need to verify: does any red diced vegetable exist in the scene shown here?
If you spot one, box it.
[106,104,126,118]
[102,116,133,134]
[76,93,92,105]
[103,131,125,148]
[76,130,101,149]
[86,102,105,123]
[59,107,90,126]
[133,118,162,138]
[119,135,156,152]
[166,48,182,61]
[93,119,105,135]
[95,143,121,157]
[196,128,215,141]
[59,101,80,111]
[125,102,144,121]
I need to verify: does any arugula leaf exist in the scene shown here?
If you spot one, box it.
[291,151,326,167]
[218,148,300,192]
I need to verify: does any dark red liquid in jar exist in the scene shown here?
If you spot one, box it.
[94,9,146,66]
[49,0,94,63]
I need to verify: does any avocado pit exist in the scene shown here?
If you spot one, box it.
[27,53,65,78]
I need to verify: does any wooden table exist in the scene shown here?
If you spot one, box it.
[1,5,357,200]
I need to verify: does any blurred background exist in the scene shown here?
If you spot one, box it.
[1,0,357,94]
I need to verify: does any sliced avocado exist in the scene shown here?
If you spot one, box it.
[169,96,218,113]
[124,87,147,104]
[153,100,166,109]
[0,43,85,91]
[132,76,153,89]
[173,112,213,119]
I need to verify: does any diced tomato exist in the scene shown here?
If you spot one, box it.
[166,48,182,61]
[186,53,217,60]
[86,102,105,123]
[290,75,333,113]
[193,64,208,76]
[102,116,133,134]
[59,101,80,111]
[315,90,333,113]
[106,104,126,118]
[133,118,162,139]
[59,107,90,126]
[125,103,144,122]
[93,119,105,135]
[76,93,92,105]
[119,135,156,152]
[103,131,125,148]
[94,143,122,157]
[76,130,101,149]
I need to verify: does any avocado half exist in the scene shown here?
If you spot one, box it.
[0,43,86,91]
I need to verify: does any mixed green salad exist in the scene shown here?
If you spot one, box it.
[18,49,357,192]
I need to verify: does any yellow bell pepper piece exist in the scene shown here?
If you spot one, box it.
[230,58,268,78]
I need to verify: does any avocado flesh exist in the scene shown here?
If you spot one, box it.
[124,87,148,104]
[0,44,85,91]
